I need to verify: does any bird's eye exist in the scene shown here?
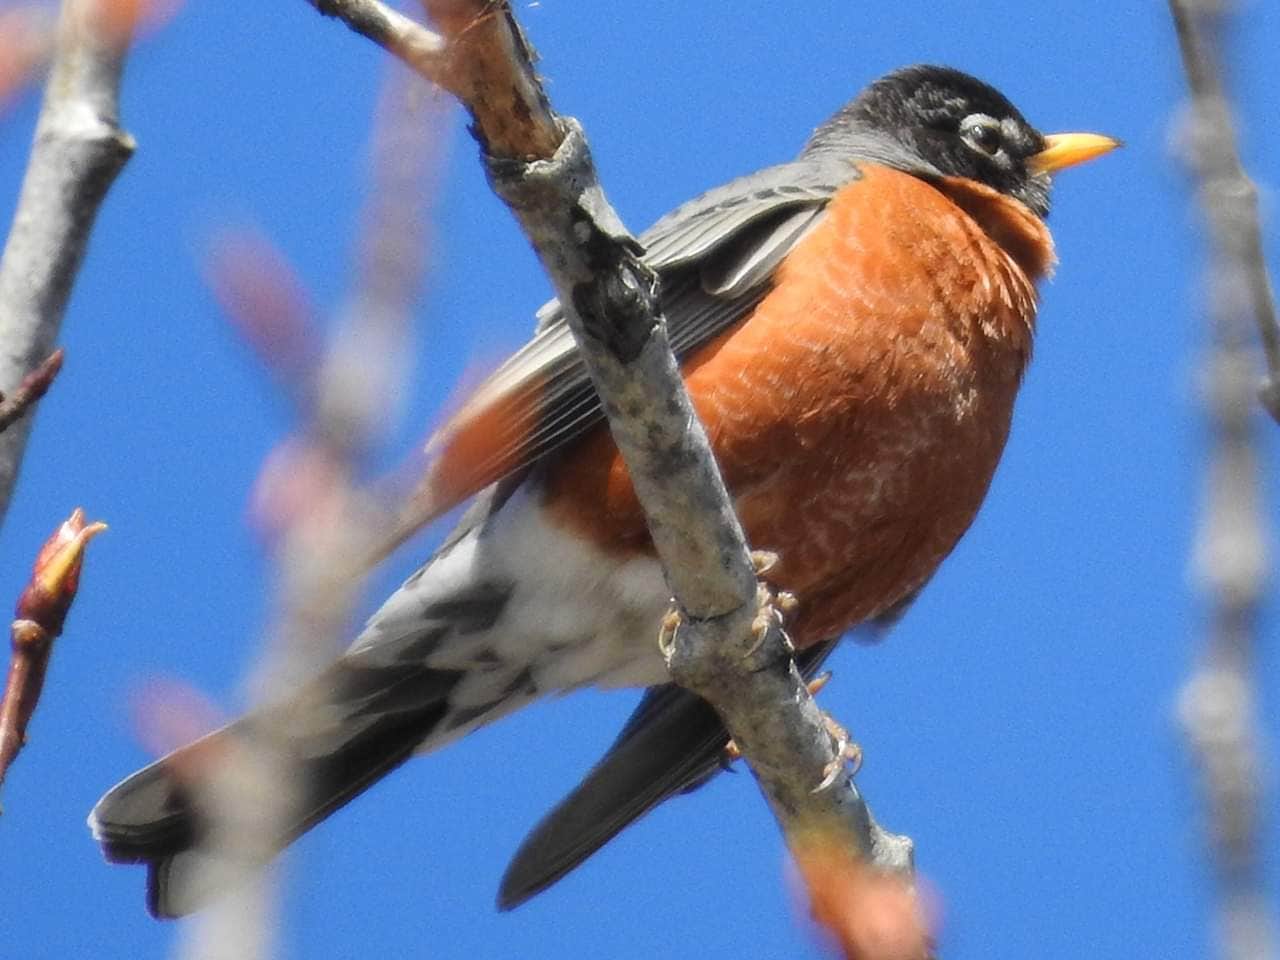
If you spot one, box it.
[961,117,1003,156]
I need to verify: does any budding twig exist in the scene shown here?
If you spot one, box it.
[0,508,106,800]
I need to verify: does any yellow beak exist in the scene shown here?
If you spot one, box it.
[1028,132,1122,174]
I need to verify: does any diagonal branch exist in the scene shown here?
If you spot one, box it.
[308,0,912,894]
[0,0,136,528]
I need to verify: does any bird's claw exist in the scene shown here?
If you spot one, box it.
[742,553,796,664]
[657,605,683,659]
[750,549,780,575]
[724,672,861,789]
[813,711,863,793]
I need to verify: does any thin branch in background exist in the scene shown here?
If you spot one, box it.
[172,64,440,960]
[1169,0,1280,423]
[205,230,322,400]
[0,0,137,531]
[309,0,915,936]
[0,508,106,801]
[0,348,64,435]
[1169,3,1278,960]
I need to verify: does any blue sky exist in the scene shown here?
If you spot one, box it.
[1,1,1278,958]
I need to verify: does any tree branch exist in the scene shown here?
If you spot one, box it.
[0,0,136,528]
[1169,2,1278,959]
[311,0,912,888]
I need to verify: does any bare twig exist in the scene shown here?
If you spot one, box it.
[0,348,64,435]
[1169,2,1278,959]
[309,0,910,884]
[309,0,559,159]
[0,508,105,800]
[308,0,449,89]
[0,0,136,528]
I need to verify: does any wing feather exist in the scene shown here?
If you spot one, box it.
[423,159,862,519]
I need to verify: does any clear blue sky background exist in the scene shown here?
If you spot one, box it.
[1,2,1278,958]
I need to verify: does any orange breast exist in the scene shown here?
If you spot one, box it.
[541,165,1053,646]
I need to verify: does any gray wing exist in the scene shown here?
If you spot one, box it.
[431,159,858,499]
[637,159,857,275]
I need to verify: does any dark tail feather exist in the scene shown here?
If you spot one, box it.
[90,654,465,919]
[498,638,840,910]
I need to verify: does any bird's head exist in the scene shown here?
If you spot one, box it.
[806,64,1119,218]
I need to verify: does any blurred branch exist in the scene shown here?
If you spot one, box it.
[794,839,932,960]
[0,508,105,802]
[176,66,437,960]
[0,6,55,111]
[1169,0,1280,423]
[0,0,136,529]
[1169,3,1278,960]
[307,0,912,892]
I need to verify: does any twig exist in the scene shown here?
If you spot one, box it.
[1169,2,1278,960]
[308,0,448,90]
[0,0,136,529]
[0,348,64,435]
[0,508,106,800]
[309,0,909,885]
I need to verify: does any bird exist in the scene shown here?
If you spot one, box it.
[89,64,1118,919]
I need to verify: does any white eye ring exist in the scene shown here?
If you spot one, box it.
[961,116,1003,156]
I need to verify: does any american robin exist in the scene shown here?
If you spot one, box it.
[90,64,1117,918]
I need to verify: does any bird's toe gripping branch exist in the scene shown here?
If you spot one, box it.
[656,549,863,793]
[744,549,796,662]
[656,548,796,670]
[719,670,864,790]
[815,708,863,794]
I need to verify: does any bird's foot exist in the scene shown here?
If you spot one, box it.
[723,673,847,767]
[743,549,795,663]
[750,549,780,575]
[657,605,683,659]
[814,710,863,793]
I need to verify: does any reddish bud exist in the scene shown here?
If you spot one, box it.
[15,508,107,636]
